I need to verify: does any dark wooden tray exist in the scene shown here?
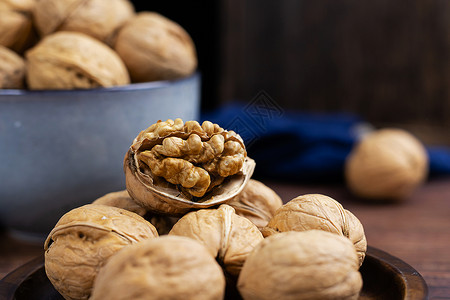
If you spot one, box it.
[0,246,428,300]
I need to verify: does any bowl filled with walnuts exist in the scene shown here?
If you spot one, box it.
[0,0,200,238]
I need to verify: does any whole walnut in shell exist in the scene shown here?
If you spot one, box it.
[169,204,263,277]
[26,31,130,89]
[33,0,135,44]
[0,45,25,88]
[124,118,255,216]
[0,7,36,53]
[345,128,428,201]
[92,190,178,235]
[115,12,197,82]
[91,236,226,300]
[92,190,147,216]
[227,179,283,230]
[237,230,363,300]
[44,204,158,300]
[262,194,367,266]
[0,0,34,12]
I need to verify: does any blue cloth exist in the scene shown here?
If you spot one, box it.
[201,102,450,182]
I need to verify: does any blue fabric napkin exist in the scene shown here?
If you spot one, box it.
[201,102,450,182]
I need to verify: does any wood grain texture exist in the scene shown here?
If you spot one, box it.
[219,0,450,131]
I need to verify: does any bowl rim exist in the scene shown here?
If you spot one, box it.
[0,72,200,97]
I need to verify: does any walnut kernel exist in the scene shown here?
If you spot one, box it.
[124,119,255,215]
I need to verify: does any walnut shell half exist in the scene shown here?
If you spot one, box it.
[90,236,226,300]
[169,204,264,277]
[44,204,158,300]
[237,230,362,300]
[261,194,367,266]
[124,119,255,216]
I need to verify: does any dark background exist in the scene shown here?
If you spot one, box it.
[132,0,450,145]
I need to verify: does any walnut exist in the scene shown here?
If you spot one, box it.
[33,0,135,44]
[0,45,25,88]
[114,12,197,82]
[345,128,428,201]
[124,118,255,215]
[169,204,263,277]
[25,31,130,89]
[92,190,147,216]
[0,7,36,53]
[44,204,158,300]
[237,230,363,300]
[91,236,225,300]
[261,194,367,266]
[0,0,34,12]
[227,179,283,230]
[92,190,178,235]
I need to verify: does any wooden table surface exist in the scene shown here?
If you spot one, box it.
[1,176,450,299]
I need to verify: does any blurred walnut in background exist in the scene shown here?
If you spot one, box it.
[33,0,135,44]
[26,31,130,89]
[0,0,36,53]
[115,12,197,82]
[345,128,428,202]
[0,45,25,88]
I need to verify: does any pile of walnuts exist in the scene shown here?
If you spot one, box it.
[0,0,197,90]
[44,119,368,300]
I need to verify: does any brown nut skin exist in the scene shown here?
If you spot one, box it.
[0,9,36,53]
[345,128,428,202]
[0,0,34,12]
[92,190,147,216]
[261,194,367,266]
[114,12,197,82]
[33,0,134,44]
[237,230,363,300]
[0,45,25,88]
[25,31,130,89]
[227,179,283,230]
[124,118,255,216]
[90,236,226,300]
[44,204,158,300]
[92,190,179,235]
[169,204,263,277]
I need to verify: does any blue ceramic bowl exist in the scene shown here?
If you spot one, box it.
[0,73,200,239]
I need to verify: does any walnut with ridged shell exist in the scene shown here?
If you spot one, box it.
[237,230,363,300]
[261,194,367,266]
[44,204,158,300]
[227,179,283,230]
[92,190,178,235]
[124,118,255,216]
[169,204,263,277]
[90,236,226,300]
